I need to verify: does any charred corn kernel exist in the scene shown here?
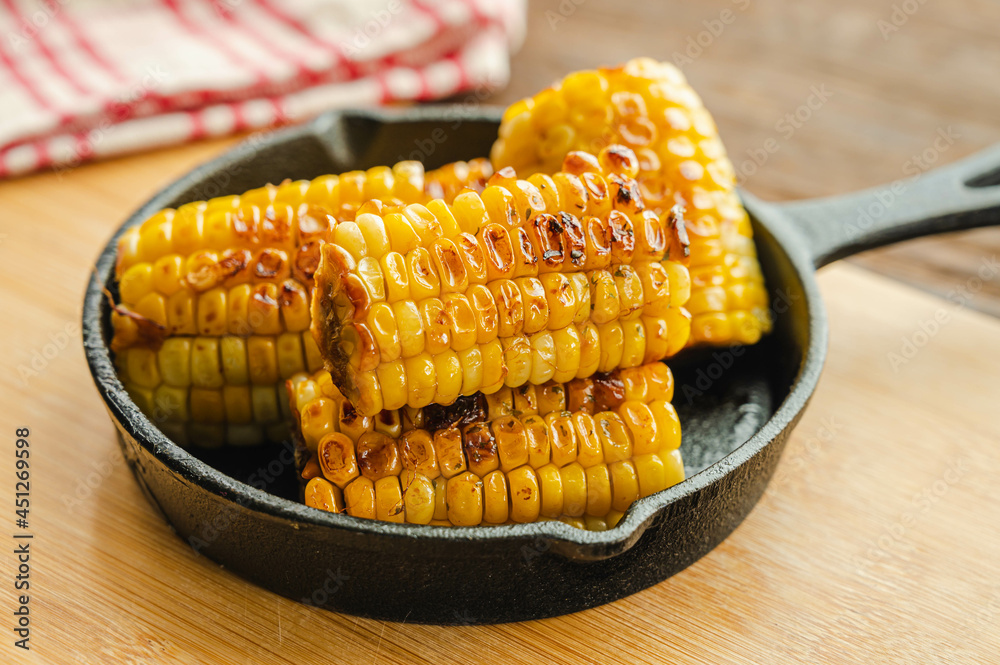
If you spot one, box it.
[304,477,345,514]
[494,415,530,471]
[546,411,578,467]
[399,430,440,478]
[573,412,604,468]
[317,432,360,488]
[312,152,693,414]
[433,428,467,479]
[485,387,514,420]
[112,158,496,353]
[447,471,484,526]
[524,415,551,468]
[493,59,769,348]
[463,422,499,477]
[616,401,655,455]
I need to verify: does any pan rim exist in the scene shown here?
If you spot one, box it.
[82,107,829,555]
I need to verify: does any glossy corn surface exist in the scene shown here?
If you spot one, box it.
[112,160,493,351]
[311,145,692,417]
[115,331,323,447]
[296,363,684,529]
[111,159,494,445]
[491,58,770,347]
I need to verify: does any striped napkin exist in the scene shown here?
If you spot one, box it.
[0,0,525,178]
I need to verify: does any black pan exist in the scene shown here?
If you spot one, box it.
[82,107,1000,624]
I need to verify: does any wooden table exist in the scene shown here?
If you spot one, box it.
[2,1,1000,662]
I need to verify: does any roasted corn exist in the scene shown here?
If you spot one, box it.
[295,362,684,528]
[111,159,493,445]
[311,145,693,417]
[492,58,770,347]
[115,332,323,447]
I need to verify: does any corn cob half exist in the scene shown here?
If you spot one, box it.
[491,58,770,347]
[294,362,683,529]
[112,159,493,351]
[110,159,493,446]
[311,145,692,417]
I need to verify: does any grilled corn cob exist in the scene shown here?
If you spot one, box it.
[295,362,684,528]
[491,58,770,347]
[110,159,493,445]
[311,145,692,417]
[115,332,323,447]
[112,159,493,351]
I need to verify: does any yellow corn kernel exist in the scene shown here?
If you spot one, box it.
[546,411,578,467]
[196,288,228,336]
[528,331,556,385]
[596,321,624,373]
[304,477,345,514]
[493,415,530,472]
[190,388,225,424]
[479,339,507,394]
[219,336,249,385]
[507,466,541,523]
[344,477,376,519]
[246,336,278,386]
[609,460,640,513]
[251,385,280,425]
[374,476,405,523]
[434,428,467,479]
[619,319,646,368]
[156,338,191,387]
[392,300,425,358]
[419,298,450,355]
[402,472,435,524]
[560,462,587,517]
[585,464,612,516]
[523,415,551,468]
[268,334,301,383]
[403,353,436,409]
[588,270,621,324]
[152,384,188,422]
[537,463,564,518]
[485,387,514,420]
[462,422,499,477]
[442,294,477,352]
[457,347,484,396]
[317,432,360,488]
[572,412,603,468]
[190,338,223,388]
[483,470,510,524]
[447,471,484,526]
[433,351,462,405]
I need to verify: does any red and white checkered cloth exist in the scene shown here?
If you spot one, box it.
[0,0,525,178]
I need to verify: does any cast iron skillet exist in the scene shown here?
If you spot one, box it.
[82,107,1000,624]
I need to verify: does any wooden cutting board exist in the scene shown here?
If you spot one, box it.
[1,142,999,665]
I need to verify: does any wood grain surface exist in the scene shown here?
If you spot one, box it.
[2,0,1000,662]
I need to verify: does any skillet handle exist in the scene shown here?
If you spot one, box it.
[772,142,1000,269]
